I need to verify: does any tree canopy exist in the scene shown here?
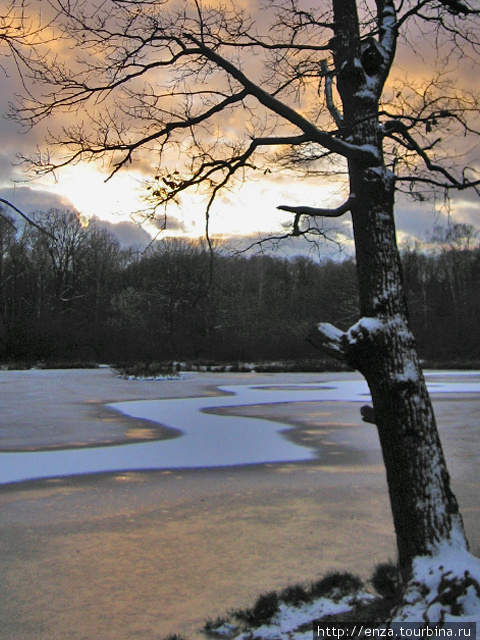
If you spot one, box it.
[7,0,480,241]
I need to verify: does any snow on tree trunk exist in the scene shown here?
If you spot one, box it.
[348,166,468,571]
[315,0,471,576]
[311,196,469,572]
[344,157,480,625]
[309,96,480,626]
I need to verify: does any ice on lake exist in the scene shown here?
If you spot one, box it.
[1,375,479,485]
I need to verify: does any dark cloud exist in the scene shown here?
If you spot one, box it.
[0,186,157,248]
[394,199,448,241]
[0,185,76,215]
[394,192,480,243]
[146,213,187,233]
[91,217,153,248]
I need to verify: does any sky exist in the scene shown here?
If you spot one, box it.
[0,0,478,253]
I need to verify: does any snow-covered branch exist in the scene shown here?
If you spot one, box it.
[308,317,389,365]
[376,0,397,72]
[278,196,355,238]
[307,322,347,360]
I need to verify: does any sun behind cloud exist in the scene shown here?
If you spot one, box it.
[47,165,145,223]
[36,156,348,243]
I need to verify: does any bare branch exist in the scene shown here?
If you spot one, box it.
[395,174,480,192]
[277,195,355,218]
[0,198,56,239]
[383,120,475,189]
[320,59,343,128]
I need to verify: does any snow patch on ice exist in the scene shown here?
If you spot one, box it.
[0,373,479,485]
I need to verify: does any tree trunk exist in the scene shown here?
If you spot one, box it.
[349,164,468,572]
[315,0,470,575]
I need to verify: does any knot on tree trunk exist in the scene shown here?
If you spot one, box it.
[360,404,376,424]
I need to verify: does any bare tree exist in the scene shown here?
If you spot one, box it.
[10,0,480,621]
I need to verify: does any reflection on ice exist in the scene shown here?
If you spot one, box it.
[0,376,479,485]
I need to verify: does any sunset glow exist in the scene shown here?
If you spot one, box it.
[39,161,349,242]
[47,165,147,224]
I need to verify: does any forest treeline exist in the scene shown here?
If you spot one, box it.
[0,208,479,366]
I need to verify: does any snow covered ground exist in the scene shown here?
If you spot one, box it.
[0,371,479,485]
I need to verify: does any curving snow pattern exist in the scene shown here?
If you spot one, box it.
[0,376,479,485]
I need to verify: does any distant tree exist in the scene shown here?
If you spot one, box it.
[108,286,151,360]
[0,212,24,354]
[70,221,123,359]
[430,224,479,252]
[0,209,122,360]
[29,209,89,311]
[11,0,480,621]
[402,225,480,361]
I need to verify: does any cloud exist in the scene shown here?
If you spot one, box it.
[0,186,159,248]
[0,0,478,252]
[90,217,153,248]
[146,213,187,233]
[0,185,76,215]
[393,190,480,244]
[0,153,15,183]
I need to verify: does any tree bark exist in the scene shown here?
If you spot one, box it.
[322,0,470,574]
[348,168,467,573]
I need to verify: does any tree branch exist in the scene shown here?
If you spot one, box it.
[376,0,397,73]
[395,174,480,192]
[0,198,56,238]
[307,322,348,361]
[187,35,380,165]
[29,88,250,179]
[320,59,343,128]
[438,0,474,16]
[277,195,355,218]
[383,121,469,188]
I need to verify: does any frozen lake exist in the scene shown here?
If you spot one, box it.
[1,370,479,485]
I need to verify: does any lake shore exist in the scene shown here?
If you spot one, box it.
[0,369,478,640]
